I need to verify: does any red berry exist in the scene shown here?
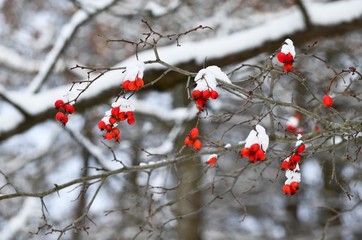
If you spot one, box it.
[290,153,301,163]
[184,136,194,146]
[196,98,206,110]
[290,182,299,194]
[281,161,289,171]
[207,156,217,166]
[118,112,126,121]
[255,149,266,161]
[210,90,219,99]
[111,107,120,117]
[240,148,250,158]
[127,117,135,125]
[284,63,293,72]
[285,53,294,64]
[98,120,106,130]
[126,111,134,119]
[109,116,117,125]
[248,154,256,163]
[135,77,144,88]
[64,104,75,114]
[323,95,333,107]
[54,99,64,109]
[277,52,286,63]
[189,128,199,139]
[249,143,260,154]
[122,80,130,90]
[105,124,113,132]
[202,90,211,99]
[282,184,292,195]
[128,81,137,91]
[104,132,113,140]
[193,139,202,151]
[55,112,68,125]
[296,144,305,153]
[191,90,202,100]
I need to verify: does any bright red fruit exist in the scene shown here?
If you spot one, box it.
[98,120,106,130]
[285,53,294,63]
[55,112,68,125]
[122,80,130,90]
[283,63,293,72]
[282,184,292,195]
[249,144,260,154]
[296,144,305,153]
[290,153,301,163]
[255,149,266,161]
[184,136,194,146]
[64,104,75,114]
[290,182,299,194]
[202,90,211,99]
[104,132,113,140]
[193,139,202,151]
[189,128,199,139]
[135,77,144,87]
[118,112,126,121]
[54,99,64,109]
[207,156,217,166]
[128,81,137,91]
[323,95,333,107]
[277,52,286,63]
[111,107,120,116]
[240,148,250,157]
[281,161,289,171]
[191,90,202,100]
[210,90,219,99]
[109,116,117,125]
[127,117,135,125]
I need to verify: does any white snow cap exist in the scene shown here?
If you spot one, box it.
[285,163,301,184]
[286,115,299,128]
[281,38,296,58]
[244,124,269,151]
[194,65,231,91]
[112,98,135,112]
[124,60,145,81]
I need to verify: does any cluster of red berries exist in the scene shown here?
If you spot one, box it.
[54,99,75,125]
[281,144,305,171]
[121,76,144,91]
[277,52,294,72]
[282,182,299,195]
[240,143,266,163]
[191,88,219,111]
[281,136,305,195]
[98,106,136,141]
[184,127,202,151]
[322,94,333,107]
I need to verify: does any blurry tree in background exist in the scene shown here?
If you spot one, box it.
[0,0,362,239]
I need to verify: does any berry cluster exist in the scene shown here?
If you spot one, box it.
[206,154,218,166]
[285,114,301,133]
[184,127,202,151]
[322,94,333,107]
[98,99,135,141]
[121,60,145,92]
[121,75,144,91]
[191,88,218,111]
[240,124,269,163]
[54,99,75,125]
[281,134,304,195]
[277,39,296,72]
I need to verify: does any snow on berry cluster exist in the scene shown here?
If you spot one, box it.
[191,66,231,111]
[240,124,269,163]
[285,114,302,134]
[121,60,145,91]
[281,134,305,195]
[98,98,135,141]
[184,127,202,151]
[54,99,75,125]
[277,39,296,72]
